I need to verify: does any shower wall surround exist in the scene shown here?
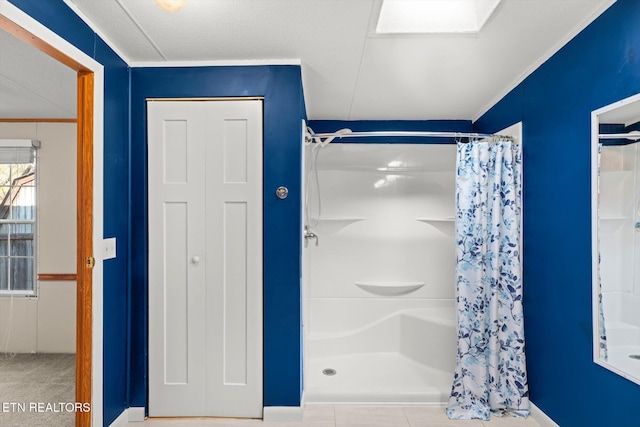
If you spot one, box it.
[306,143,456,329]
[599,144,639,323]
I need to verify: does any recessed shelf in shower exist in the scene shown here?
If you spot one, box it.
[310,218,365,234]
[416,218,455,236]
[354,281,425,296]
[599,216,629,233]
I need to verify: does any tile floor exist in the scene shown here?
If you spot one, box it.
[127,405,543,427]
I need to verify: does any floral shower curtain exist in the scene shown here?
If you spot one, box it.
[446,138,529,420]
[597,143,608,361]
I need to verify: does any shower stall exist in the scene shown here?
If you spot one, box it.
[302,142,457,404]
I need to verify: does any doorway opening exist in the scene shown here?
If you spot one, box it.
[0,10,96,427]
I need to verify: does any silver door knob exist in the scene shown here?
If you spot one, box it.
[276,186,289,199]
[191,256,200,264]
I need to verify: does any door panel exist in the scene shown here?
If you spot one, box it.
[148,101,207,416]
[148,100,262,418]
[205,102,263,416]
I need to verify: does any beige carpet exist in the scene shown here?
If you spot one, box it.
[0,353,75,427]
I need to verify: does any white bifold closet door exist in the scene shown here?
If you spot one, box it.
[147,99,263,418]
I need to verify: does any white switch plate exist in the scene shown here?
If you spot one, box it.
[103,237,116,260]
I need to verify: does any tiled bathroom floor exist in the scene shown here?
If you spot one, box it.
[127,405,544,427]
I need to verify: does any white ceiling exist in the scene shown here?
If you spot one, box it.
[0,28,77,119]
[0,0,616,121]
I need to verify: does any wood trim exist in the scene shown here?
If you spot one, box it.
[0,15,89,73]
[38,273,77,281]
[0,118,77,123]
[0,12,95,427]
[76,71,93,427]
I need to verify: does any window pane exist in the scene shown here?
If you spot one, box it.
[0,186,9,219]
[11,185,35,221]
[0,165,11,187]
[10,257,33,291]
[11,224,33,257]
[0,257,8,291]
[0,224,8,258]
[10,163,34,182]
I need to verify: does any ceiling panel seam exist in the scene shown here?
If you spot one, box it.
[115,0,167,61]
[471,0,617,122]
[347,0,379,121]
[62,0,131,65]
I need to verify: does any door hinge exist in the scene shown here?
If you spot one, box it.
[86,256,95,269]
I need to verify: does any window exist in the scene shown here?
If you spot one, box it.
[0,140,39,297]
[376,0,502,34]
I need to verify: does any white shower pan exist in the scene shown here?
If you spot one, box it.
[304,308,456,404]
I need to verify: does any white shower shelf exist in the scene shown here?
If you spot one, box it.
[354,282,425,296]
[599,216,629,233]
[416,217,455,236]
[600,170,633,176]
[599,171,633,186]
[310,218,365,234]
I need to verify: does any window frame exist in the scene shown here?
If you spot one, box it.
[0,142,39,298]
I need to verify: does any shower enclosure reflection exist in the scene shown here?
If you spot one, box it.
[593,93,640,384]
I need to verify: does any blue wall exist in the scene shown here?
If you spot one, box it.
[6,1,131,425]
[13,0,640,425]
[5,3,307,421]
[474,0,640,425]
[129,66,306,408]
[8,1,308,420]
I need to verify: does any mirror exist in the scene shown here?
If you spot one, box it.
[593,93,640,384]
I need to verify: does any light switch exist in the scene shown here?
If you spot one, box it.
[103,237,116,260]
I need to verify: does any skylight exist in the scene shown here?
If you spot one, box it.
[376,0,502,34]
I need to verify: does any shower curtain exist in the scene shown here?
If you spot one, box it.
[597,143,608,361]
[446,138,529,420]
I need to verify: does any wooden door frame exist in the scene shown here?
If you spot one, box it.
[0,3,103,426]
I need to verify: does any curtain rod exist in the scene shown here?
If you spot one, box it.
[305,129,514,144]
[598,132,640,140]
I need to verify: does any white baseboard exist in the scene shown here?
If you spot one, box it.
[127,407,146,422]
[263,406,303,422]
[108,409,128,427]
[108,407,146,426]
[531,402,560,427]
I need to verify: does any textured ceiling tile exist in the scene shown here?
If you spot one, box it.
[119,0,370,61]
[351,0,613,120]
[70,0,165,61]
[2,0,617,120]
